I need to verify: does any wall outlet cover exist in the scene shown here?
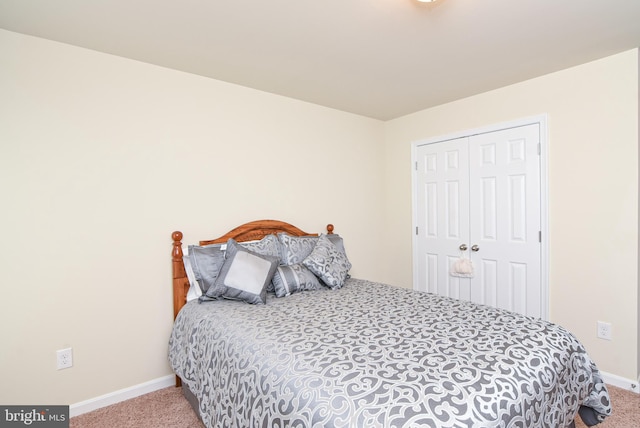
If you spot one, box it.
[56,348,73,370]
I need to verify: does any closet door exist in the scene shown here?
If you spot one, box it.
[414,123,543,318]
[468,124,542,317]
[415,137,471,300]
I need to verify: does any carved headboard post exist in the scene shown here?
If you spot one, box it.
[171,231,188,321]
[172,231,184,269]
[326,224,334,234]
[171,231,188,387]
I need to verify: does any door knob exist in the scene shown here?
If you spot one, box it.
[471,245,480,252]
[459,244,468,251]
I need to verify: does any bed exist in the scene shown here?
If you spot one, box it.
[168,220,611,428]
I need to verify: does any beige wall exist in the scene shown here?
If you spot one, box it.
[0,29,385,404]
[383,49,640,382]
[1,27,638,406]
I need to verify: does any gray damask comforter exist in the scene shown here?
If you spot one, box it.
[168,278,611,428]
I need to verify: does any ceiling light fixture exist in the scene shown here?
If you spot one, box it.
[417,0,437,2]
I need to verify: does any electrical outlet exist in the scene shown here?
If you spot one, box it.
[56,348,73,370]
[597,321,612,341]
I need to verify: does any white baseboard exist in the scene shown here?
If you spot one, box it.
[69,374,176,417]
[600,371,640,394]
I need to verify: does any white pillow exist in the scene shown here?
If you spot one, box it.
[183,253,201,302]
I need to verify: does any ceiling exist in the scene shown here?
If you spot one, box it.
[1,0,639,120]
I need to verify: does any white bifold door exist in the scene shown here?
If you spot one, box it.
[414,123,543,318]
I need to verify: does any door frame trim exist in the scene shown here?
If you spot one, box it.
[411,114,549,320]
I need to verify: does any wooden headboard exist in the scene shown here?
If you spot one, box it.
[171,219,334,319]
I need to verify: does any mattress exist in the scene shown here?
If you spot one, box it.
[168,278,611,427]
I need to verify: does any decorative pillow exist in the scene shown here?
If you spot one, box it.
[278,234,318,265]
[272,263,323,298]
[243,234,281,260]
[201,239,279,304]
[302,234,352,289]
[242,234,281,293]
[326,234,347,255]
[188,244,226,294]
[278,233,347,265]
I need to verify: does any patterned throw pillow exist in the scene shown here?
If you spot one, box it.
[279,233,348,265]
[272,263,323,297]
[243,234,281,260]
[200,239,279,305]
[278,234,318,265]
[302,234,352,289]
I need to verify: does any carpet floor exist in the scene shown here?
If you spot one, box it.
[70,387,204,428]
[70,384,639,427]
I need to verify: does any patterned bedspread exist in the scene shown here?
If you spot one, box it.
[168,278,611,428]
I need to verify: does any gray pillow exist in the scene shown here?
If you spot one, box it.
[278,234,317,265]
[201,239,279,305]
[243,234,281,293]
[326,234,347,256]
[278,233,347,265]
[188,244,226,294]
[302,234,352,289]
[191,234,280,296]
[243,234,281,260]
[272,263,323,297]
